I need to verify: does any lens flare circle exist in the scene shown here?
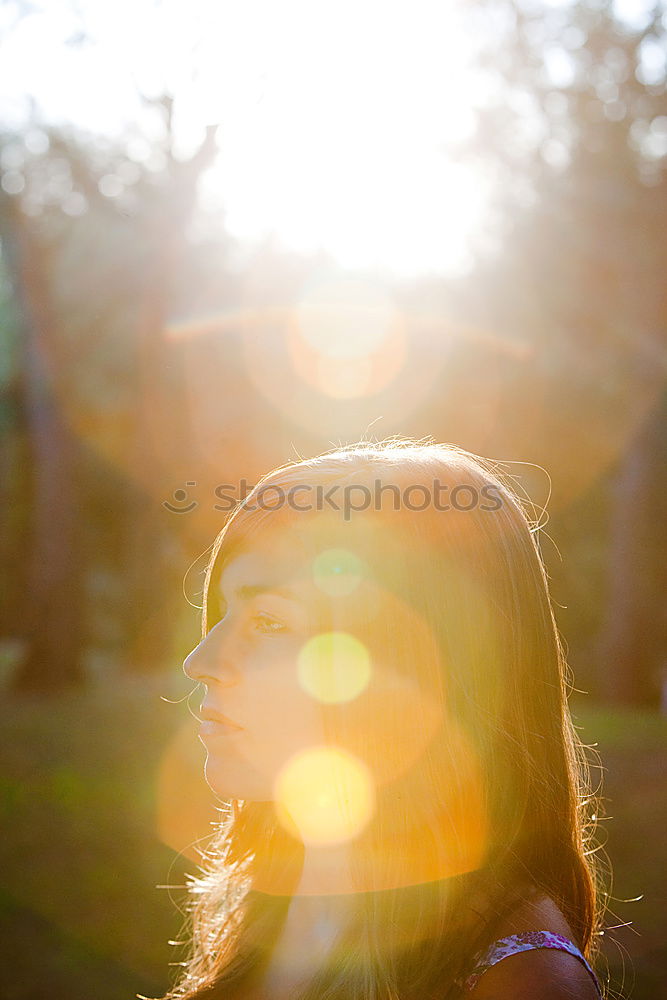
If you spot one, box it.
[287,276,408,400]
[274,745,375,845]
[294,277,395,359]
[312,548,365,598]
[298,631,371,704]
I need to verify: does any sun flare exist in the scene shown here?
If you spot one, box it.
[192,0,492,276]
[2,0,492,277]
[274,745,375,845]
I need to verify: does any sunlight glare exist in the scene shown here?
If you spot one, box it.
[312,549,365,598]
[287,276,407,399]
[195,0,490,277]
[3,0,492,277]
[274,746,375,845]
[298,632,372,704]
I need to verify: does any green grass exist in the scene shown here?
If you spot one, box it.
[0,670,205,1000]
[0,678,664,999]
[570,699,667,1000]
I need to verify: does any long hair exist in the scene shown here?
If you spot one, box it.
[151,437,607,1000]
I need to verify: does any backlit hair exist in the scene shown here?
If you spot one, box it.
[151,437,607,1000]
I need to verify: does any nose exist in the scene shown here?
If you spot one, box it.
[182,622,240,686]
[182,643,205,682]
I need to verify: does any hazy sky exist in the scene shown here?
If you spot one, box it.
[0,0,658,276]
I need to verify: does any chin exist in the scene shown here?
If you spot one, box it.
[203,756,273,803]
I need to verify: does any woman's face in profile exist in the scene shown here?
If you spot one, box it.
[184,539,328,802]
[183,532,443,806]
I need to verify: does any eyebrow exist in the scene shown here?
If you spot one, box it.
[219,582,301,604]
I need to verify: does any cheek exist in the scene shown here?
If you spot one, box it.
[246,660,326,746]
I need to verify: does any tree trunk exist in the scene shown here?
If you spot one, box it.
[0,193,86,693]
[596,385,667,705]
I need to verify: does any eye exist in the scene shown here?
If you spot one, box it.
[251,612,288,635]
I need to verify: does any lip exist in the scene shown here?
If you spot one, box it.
[199,705,244,731]
[198,719,243,738]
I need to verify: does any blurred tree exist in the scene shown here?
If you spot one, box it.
[597,385,667,703]
[0,236,29,640]
[124,96,218,673]
[0,188,86,692]
[0,99,219,687]
[456,0,667,704]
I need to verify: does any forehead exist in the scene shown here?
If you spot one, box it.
[216,538,315,597]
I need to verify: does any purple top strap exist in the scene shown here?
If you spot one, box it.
[461,930,603,996]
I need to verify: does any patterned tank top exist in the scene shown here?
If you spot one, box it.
[460,930,603,996]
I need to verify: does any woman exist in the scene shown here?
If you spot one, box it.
[154,438,607,999]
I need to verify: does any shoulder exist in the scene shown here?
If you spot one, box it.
[465,893,600,1000]
[465,945,601,1000]
[488,891,576,939]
